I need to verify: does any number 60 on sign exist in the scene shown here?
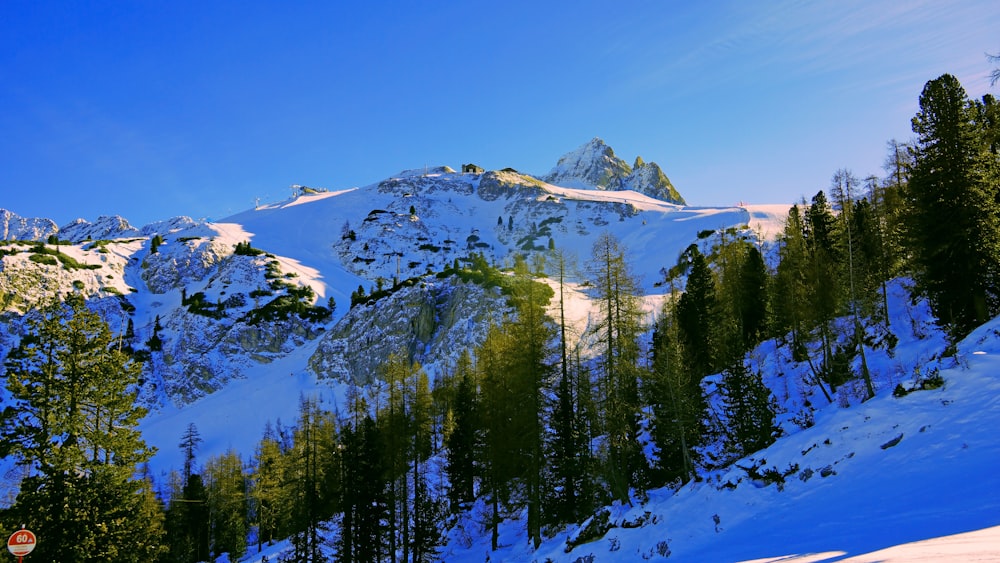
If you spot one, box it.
[7,529,36,558]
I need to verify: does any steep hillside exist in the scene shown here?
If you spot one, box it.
[0,143,785,518]
[434,281,1000,562]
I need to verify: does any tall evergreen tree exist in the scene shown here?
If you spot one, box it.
[545,250,594,526]
[204,449,249,561]
[0,294,165,562]
[588,232,647,504]
[719,360,777,459]
[805,190,849,391]
[676,246,718,379]
[444,351,477,512]
[907,74,1000,338]
[772,204,810,356]
[832,169,876,399]
[288,396,330,563]
[477,323,520,550]
[408,366,440,562]
[250,422,289,552]
[646,291,703,486]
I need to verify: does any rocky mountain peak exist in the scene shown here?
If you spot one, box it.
[625,160,685,205]
[541,137,630,191]
[0,208,58,241]
[60,215,140,242]
[541,138,684,204]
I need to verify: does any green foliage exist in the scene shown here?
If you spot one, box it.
[205,450,249,560]
[906,74,1000,339]
[676,247,719,378]
[444,351,477,513]
[26,244,101,271]
[646,300,704,487]
[183,291,227,319]
[29,252,57,266]
[720,361,777,458]
[233,240,265,256]
[264,260,282,279]
[588,232,647,503]
[243,284,331,325]
[146,314,163,352]
[0,294,162,560]
[150,234,164,254]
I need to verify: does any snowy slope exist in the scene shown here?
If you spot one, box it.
[432,282,1000,562]
[222,280,1000,563]
[135,169,758,471]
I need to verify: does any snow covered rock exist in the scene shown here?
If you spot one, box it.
[541,138,684,204]
[624,157,685,204]
[309,276,509,384]
[0,208,58,241]
[59,215,141,242]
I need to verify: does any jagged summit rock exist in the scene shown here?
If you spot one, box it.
[0,208,59,241]
[60,215,141,242]
[542,137,631,191]
[626,159,684,204]
[541,137,685,205]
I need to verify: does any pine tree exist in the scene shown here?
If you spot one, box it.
[545,250,594,525]
[719,360,777,458]
[772,205,810,357]
[508,257,554,547]
[164,471,210,563]
[179,422,202,483]
[676,246,718,379]
[477,323,520,550]
[907,74,1000,338]
[0,294,165,562]
[710,230,769,363]
[288,396,330,562]
[205,449,249,561]
[408,367,440,561]
[832,169,876,399]
[444,351,477,512]
[646,292,703,486]
[805,190,849,391]
[250,422,288,552]
[380,352,410,560]
[588,232,647,503]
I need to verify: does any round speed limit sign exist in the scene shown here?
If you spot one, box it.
[7,528,36,557]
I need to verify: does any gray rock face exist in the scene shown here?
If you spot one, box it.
[624,160,685,205]
[309,277,509,384]
[141,235,233,294]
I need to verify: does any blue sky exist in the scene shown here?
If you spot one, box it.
[2,0,998,227]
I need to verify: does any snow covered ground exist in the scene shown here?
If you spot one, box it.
[430,283,1000,562]
[196,278,1000,563]
[126,179,997,561]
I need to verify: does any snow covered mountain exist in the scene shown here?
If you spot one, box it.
[0,145,779,458]
[2,140,999,561]
[542,137,686,204]
[0,208,57,241]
